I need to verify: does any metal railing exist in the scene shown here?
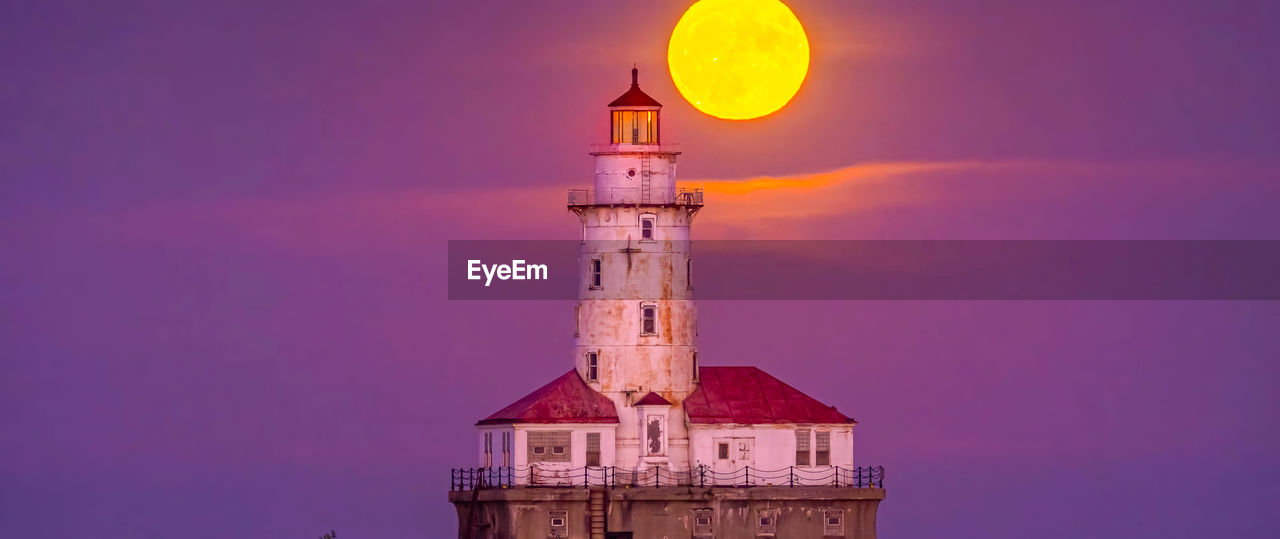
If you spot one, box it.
[588,143,682,154]
[567,187,704,206]
[450,464,884,491]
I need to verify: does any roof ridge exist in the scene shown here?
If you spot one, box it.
[685,366,854,425]
[477,369,619,425]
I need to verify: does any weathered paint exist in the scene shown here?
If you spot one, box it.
[450,486,884,539]
[568,133,702,474]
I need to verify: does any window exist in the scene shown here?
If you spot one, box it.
[641,303,657,335]
[645,415,665,456]
[823,509,844,536]
[686,258,693,289]
[589,258,602,289]
[816,431,831,466]
[501,432,510,467]
[693,509,713,536]
[795,429,811,466]
[574,303,580,337]
[586,432,601,467]
[640,215,655,240]
[692,351,699,381]
[484,432,493,467]
[611,110,659,144]
[756,509,778,535]
[717,442,729,460]
[528,431,571,463]
[586,351,599,382]
[549,510,568,537]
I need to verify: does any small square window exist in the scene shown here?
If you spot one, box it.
[551,446,566,455]
[823,509,844,536]
[756,509,778,535]
[533,446,546,454]
[717,443,729,460]
[549,510,569,536]
[693,508,713,535]
[640,216,655,240]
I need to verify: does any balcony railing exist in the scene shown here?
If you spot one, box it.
[450,464,884,491]
[568,187,704,207]
[588,143,682,154]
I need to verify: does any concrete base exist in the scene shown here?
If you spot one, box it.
[449,486,884,538]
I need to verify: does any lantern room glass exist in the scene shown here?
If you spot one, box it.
[611,110,659,144]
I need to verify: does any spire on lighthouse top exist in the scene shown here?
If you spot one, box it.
[607,67,662,108]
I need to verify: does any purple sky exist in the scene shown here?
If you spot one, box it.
[2,1,1278,537]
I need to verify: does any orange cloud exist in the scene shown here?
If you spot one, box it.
[684,161,996,237]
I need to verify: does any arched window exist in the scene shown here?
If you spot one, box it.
[640,303,657,335]
[640,214,656,241]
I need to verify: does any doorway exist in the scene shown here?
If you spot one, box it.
[712,437,754,485]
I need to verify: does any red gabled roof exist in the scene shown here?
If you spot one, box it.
[685,366,855,425]
[634,392,672,406]
[477,370,619,425]
[608,68,662,108]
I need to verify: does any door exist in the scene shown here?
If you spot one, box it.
[712,437,754,485]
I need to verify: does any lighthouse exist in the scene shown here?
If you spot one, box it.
[451,69,885,539]
[571,66,700,476]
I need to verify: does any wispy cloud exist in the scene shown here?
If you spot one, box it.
[681,159,1280,239]
[684,161,1001,237]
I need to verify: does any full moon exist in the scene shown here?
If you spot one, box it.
[668,0,810,120]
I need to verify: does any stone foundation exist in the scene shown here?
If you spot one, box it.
[449,486,883,538]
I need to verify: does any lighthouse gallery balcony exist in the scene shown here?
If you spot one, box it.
[567,187,704,207]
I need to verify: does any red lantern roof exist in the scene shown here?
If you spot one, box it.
[608,67,662,108]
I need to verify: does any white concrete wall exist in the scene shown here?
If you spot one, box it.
[593,152,678,204]
[480,424,619,486]
[688,424,855,486]
[476,425,515,468]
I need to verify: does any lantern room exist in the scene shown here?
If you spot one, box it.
[608,67,662,145]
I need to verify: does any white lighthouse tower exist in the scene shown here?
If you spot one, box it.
[569,67,702,475]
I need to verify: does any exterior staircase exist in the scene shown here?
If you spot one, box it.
[589,487,606,539]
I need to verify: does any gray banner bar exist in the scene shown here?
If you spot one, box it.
[447,240,1280,300]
